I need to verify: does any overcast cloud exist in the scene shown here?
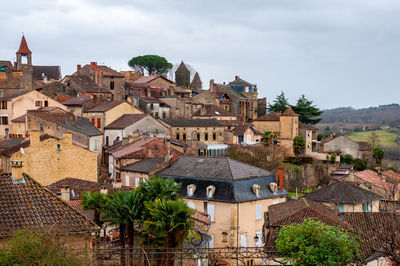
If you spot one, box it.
[1,0,399,109]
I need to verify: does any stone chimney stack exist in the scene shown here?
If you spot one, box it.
[62,132,73,145]
[277,167,284,191]
[30,130,40,146]
[77,64,81,71]
[60,185,71,201]
[235,75,239,80]
[90,62,97,70]
[10,160,24,182]
[209,79,214,92]
[100,186,108,195]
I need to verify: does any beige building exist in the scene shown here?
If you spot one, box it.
[83,100,143,132]
[192,105,237,121]
[252,107,299,155]
[306,181,382,212]
[10,130,98,185]
[159,157,287,250]
[322,135,371,159]
[0,90,68,138]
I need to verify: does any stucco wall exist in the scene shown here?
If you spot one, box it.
[324,136,360,158]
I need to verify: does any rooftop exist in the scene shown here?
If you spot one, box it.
[120,157,167,174]
[16,36,31,54]
[84,100,126,113]
[0,173,94,237]
[33,66,61,81]
[355,170,400,192]
[162,119,223,128]
[254,112,281,121]
[104,114,148,129]
[61,96,92,106]
[306,181,382,204]
[46,178,113,200]
[192,105,236,118]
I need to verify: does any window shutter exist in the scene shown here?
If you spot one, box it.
[256,204,261,220]
[207,204,215,222]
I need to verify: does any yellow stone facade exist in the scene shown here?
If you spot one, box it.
[10,131,98,186]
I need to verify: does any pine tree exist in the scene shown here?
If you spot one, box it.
[268,92,289,113]
[292,95,323,125]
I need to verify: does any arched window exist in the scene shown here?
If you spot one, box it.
[187,184,196,197]
[206,185,216,198]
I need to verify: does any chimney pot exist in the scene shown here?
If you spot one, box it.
[10,160,24,182]
[277,167,284,191]
[77,64,81,71]
[90,62,97,70]
[100,186,108,194]
[60,185,71,201]
[235,75,239,80]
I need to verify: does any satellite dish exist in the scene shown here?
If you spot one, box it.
[20,147,24,155]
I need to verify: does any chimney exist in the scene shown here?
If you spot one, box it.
[209,79,214,92]
[146,86,151,97]
[235,75,239,80]
[122,137,130,145]
[60,185,71,201]
[10,160,24,182]
[90,62,97,70]
[30,130,40,146]
[63,132,73,145]
[77,64,81,71]
[100,186,108,195]
[277,167,284,191]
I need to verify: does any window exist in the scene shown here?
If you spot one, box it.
[308,143,311,148]
[44,100,48,107]
[203,202,208,214]
[207,204,215,222]
[334,145,339,151]
[5,128,9,138]
[91,118,95,125]
[125,175,129,187]
[307,132,311,137]
[256,204,262,220]
[339,204,344,212]
[62,86,66,92]
[97,118,101,128]
[205,133,208,141]
[187,184,196,197]
[135,177,140,187]
[222,232,228,243]
[110,81,114,90]
[176,133,180,140]
[241,233,247,248]
[106,136,109,146]
[35,101,42,107]
[187,201,195,209]
[39,123,43,132]
[362,202,372,212]
[255,232,262,247]
[213,133,216,141]
[197,133,200,141]
[207,185,216,198]
[209,235,214,248]
[0,117,8,125]
[57,144,61,151]
[252,184,261,196]
[1,101,7,109]
[94,139,98,150]
[183,133,186,140]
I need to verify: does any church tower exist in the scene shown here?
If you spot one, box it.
[16,35,33,90]
[175,61,190,87]
[16,35,32,69]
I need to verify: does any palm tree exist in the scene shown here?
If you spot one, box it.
[81,191,108,226]
[104,190,143,266]
[261,131,273,145]
[142,199,194,266]
[137,176,181,202]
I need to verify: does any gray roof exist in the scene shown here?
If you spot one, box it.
[105,114,148,129]
[120,158,166,174]
[306,181,382,204]
[161,119,223,128]
[33,66,61,80]
[159,156,286,203]
[215,83,247,100]
[61,117,103,137]
[159,156,273,180]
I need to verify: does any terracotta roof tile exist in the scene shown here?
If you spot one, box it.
[382,170,400,182]
[281,106,298,116]
[0,173,95,237]
[46,178,113,200]
[84,100,126,112]
[16,36,31,54]
[355,170,400,192]
[62,96,92,106]
[254,112,281,121]
[108,137,157,159]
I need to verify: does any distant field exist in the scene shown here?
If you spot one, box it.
[349,130,399,147]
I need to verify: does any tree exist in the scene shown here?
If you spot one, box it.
[275,219,360,265]
[341,154,354,164]
[268,91,289,113]
[353,159,367,171]
[372,147,385,165]
[142,199,194,265]
[330,153,337,164]
[293,136,306,164]
[261,131,273,145]
[82,191,108,226]
[368,132,380,149]
[137,175,181,203]
[128,55,173,75]
[292,94,323,125]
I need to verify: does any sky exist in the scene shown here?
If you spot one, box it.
[1,0,399,109]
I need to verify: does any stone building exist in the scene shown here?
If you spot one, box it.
[0,90,68,138]
[83,100,143,132]
[192,105,237,121]
[252,107,299,155]
[175,61,191,88]
[138,96,171,119]
[61,74,112,100]
[158,156,287,251]
[322,136,371,159]
[104,114,169,147]
[10,130,98,185]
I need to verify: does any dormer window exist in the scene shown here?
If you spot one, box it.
[187,184,196,197]
[269,182,278,194]
[206,185,216,198]
[252,184,261,197]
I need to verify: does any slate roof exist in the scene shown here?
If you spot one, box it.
[176,61,189,73]
[254,112,281,121]
[162,119,223,128]
[16,36,31,54]
[159,157,286,202]
[33,66,61,80]
[268,198,349,228]
[0,173,95,237]
[84,100,126,112]
[306,181,382,204]
[159,156,273,181]
[192,105,236,117]
[215,83,247,100]
[104,114,148,129]
[119,157,167,174]
[46,178,113,200]
[229,76,253,87]
[62,96,92,106]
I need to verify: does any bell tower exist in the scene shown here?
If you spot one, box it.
[16,35,32,70]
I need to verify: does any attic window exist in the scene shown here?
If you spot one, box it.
[252,184,261,197]
[269,182,278,194]
[57,144,61,151]
[206,185,216,198]
[187,184,196,197]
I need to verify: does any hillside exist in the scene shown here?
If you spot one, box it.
[320,104,400,126]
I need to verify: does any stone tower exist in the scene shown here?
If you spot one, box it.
[16,36,33,90]
[191,72,202,92]
[175,61,190,87]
